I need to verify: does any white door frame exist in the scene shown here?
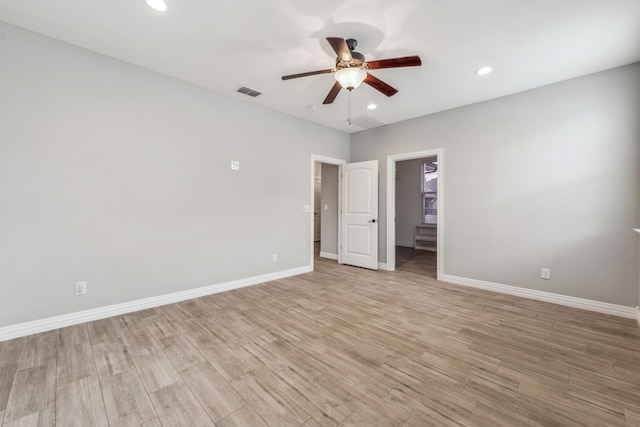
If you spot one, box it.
[386,148,444,280]
[310,155,347,270]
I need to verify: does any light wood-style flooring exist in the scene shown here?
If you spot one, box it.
[395,246,437,278]
[1,255,639,426]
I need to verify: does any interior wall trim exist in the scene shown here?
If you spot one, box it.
[636,306,640,326]
[319,251,338,260]
[442,274,637,319]
[395,241,414,248]
[0,265,312,342]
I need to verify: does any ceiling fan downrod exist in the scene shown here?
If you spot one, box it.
[344,39,365,63]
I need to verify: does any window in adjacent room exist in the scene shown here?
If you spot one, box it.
[422,162,437,224]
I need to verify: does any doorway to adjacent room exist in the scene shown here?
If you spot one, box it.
[386,148,444,280]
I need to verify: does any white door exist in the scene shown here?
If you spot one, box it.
[340,160,378,270]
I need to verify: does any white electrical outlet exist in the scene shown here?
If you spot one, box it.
[541,268,551,280]
[75,281,87,295]
[230,161,240,170]
[272,253,278,262]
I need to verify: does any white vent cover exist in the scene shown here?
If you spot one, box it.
[350,115,386,129]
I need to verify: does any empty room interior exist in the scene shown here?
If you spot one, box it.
[1,1,640,426]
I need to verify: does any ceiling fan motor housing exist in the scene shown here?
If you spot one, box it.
[335,39,364,69]
[344,38,365,64]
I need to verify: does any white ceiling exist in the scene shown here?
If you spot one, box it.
[1,0,639,133]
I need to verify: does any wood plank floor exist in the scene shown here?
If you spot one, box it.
[395,246,437,278]
[1,255,639,426]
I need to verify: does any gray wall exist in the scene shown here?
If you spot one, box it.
[0,23,349,326]
[320,163,339,256]
[352,63,640,306]
[395,157,435,247]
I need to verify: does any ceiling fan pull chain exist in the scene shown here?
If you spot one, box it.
[348,89,352,125]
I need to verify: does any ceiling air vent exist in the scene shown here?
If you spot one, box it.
[237,86,262,97]
[350,115,386,129]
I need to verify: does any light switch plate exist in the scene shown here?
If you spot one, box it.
[231,161,240,170]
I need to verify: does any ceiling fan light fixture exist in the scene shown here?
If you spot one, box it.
[146,0,167,12]
[335,68,367,90]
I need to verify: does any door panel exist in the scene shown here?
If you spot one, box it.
[345,225,371,255]
[340,160,378,270]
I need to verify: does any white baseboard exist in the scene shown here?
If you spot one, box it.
[442,274,637,319]
[319,251,338,260]
[395,241,414,248]
[0,265,312,342]
[378,262,388,270]
[636,306,640,326]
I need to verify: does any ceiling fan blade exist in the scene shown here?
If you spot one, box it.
[366,55,422,70]
[326,37,352,62]
[282,69,334,80]
[323,81,342,104]
[364,73,398,97]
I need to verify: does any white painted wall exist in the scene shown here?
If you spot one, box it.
[395,157,435,247]
[320,163,339,256]
[0,23,349,327]
[351,63,640,306]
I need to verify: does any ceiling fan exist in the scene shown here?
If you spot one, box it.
[282,37,422,105]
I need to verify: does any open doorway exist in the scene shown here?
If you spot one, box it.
[313,162,322,244]
[394,157,437,277]
[310,155,345,270]
[313,161,340,262]
[387,148,444,280]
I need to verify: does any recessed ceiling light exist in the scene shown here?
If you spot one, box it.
[366,103,377,110]
[146,0,167,12]
[476,66,493,76]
